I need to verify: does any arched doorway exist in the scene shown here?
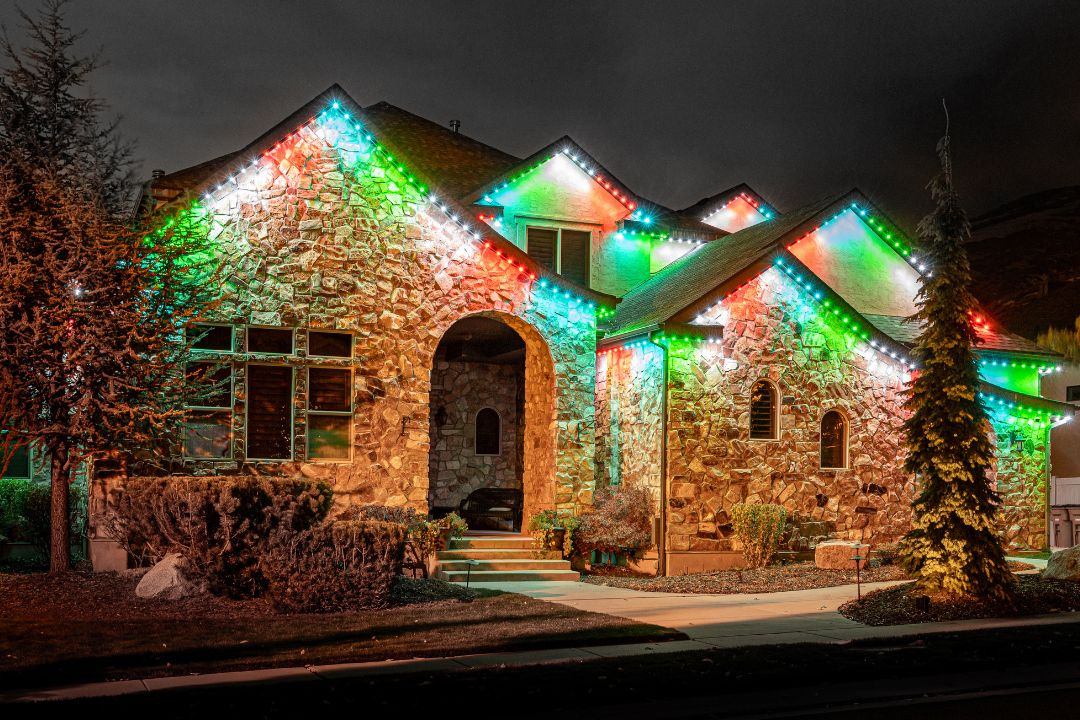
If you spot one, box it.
[427,313,556,529]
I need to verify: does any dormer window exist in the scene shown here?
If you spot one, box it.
[526,226,590,287]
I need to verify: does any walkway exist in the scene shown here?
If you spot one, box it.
[468,573,1062,647]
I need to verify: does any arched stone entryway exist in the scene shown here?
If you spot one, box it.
[427,312,557,528]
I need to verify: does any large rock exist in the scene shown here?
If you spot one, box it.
[815,540,869,570]
[1043,546,1080,581]
[135,553,206,599]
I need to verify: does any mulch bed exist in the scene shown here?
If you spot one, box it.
[583,561,909,594]
[582,560,1037,595]
[0,571,683,688]
[839,574,1080,625]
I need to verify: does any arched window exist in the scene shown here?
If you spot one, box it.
[820,410,847,469]
[749,380,778,440]
[475,407,501,456]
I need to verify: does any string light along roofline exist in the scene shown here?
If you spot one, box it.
[152,99,614,318]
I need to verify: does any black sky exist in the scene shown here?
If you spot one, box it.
[3,1,1078,227]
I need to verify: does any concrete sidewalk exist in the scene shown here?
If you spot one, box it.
[7,566,1068,704]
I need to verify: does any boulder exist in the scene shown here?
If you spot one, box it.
[814,540,869,570]
[1043,546,1080,581]
[135,553,206,600]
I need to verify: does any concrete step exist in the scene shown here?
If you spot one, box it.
[436,569,580,583]
[437,549,560,561]
[450,536,533,550]
[437,559,572,572]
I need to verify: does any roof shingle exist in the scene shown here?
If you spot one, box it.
[608,194,844,336]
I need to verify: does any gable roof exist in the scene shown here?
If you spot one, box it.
[140,84,616,308]
[677,183,777,220]
[863,314,1057,357]
[608,193,846,337]
[460,135,658,216]
[361,102,521,199]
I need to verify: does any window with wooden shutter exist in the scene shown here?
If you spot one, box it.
[247,365,293,459]
[559,229,590,286]
[749,380,777,440]
[526,227,557,272]
[820,410,847,469]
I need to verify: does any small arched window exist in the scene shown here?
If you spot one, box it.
[475,407,501,456]
[749,380,778,440]
[820,410,847,469]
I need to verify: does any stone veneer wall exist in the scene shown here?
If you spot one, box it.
[657,266,1048,571]
[989,419,1048,550]
[428,359,523,509]
[595,342,664,508]
[168,115,596,524]
[664,268,914,570]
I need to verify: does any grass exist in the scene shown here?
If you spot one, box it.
[0,571,683,690]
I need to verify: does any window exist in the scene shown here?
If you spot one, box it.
[247,328,294,354]
[1068,385,1080,403]
[820,410,847,469]
[475,407,501,456]
[749,380,778,440]
[187,324,233,351]
[308,368,352,460]
[2,445,31,479]
[309,331,353,358]
[526,226,591,287]
[183,335,234,458]
[247,365,294,460]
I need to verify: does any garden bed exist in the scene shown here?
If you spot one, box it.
[582,560,1036,594]
[839,574,1080,625]
[0,570,684,689]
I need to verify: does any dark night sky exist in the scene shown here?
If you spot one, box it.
[3,1,1079,227]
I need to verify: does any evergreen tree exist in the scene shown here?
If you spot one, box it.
[900,131,1014,600]
[0,1,218,573]
[1037,316,1080,362]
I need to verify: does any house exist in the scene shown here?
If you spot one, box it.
[81,84,1074,574]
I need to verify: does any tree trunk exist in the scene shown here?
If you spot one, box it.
[49,445,70,574]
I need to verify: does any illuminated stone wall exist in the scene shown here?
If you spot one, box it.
[989,418,1048,550]
[663,268,914,566]
[179,112,597,521]
[595,342,664,509]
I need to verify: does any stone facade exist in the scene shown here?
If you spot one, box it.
[428,359,523,509]
[179,114,596,523]
[594,267,1051,574]
[665,268,913,562]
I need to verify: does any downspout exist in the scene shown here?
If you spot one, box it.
[648,334,669,577]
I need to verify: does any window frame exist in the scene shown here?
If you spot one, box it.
[183,327,235,460]
[306,366,353,463]
[308,330,354,359]
[245,362,296,462]
[819,409,849,470]
[474,406,502,457]
[1067,385,1080,403]
[748,379,780,441]
[245,326,295,355]
[522,221,594,287]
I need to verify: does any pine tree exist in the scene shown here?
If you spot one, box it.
[1037,317,1080,362]
[0,1,218,573]
[900,131,1014,600]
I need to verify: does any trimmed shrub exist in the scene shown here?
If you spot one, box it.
[0,478,31,543]
[345,505,468,577]
[105,476,332,597]
[262,520,407,612]
[574,481,653,561]
[730,502,787,568]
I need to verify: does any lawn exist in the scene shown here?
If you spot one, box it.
[0,571,683,689]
